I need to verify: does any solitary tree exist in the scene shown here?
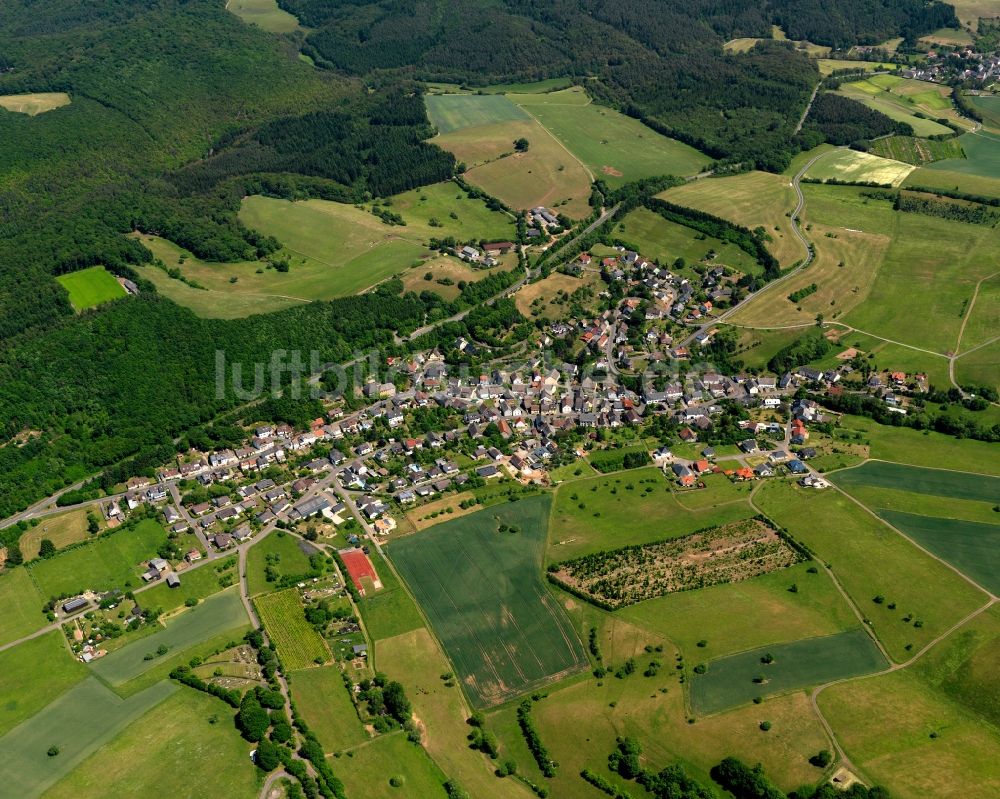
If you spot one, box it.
[38,539,57,558]
[513,137,530,152]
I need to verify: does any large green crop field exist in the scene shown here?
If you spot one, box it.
[41,689,259,799]
[548,467,755,561]
[691,628,887,714]
[927,130,1000,179]
[55,266,127,312]
[425,93,530,134]
[91,588,249,685]
[831,461,1000,502]
[389,495,589,707]
[755,481,988,662]
[512,91,710,185]
[28,519,168,597]
[255,587,329,670]
[0,677,176,799]
[0,632,88,738]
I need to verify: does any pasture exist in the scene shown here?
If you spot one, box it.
[0,678,176,799]
[335,727,448,799]
[691,628,887,715]
[950,0,1000,28]
[225,0,299,33]
[920,27,974,46]
[254,587,329,670]
[879,511,1000,595]
[0,568,47,647]
[754,480,988,662]
[955,340,1000,394]
[514,269,603,320]
[904,164,1000,200]
[816,59,899,76]
[425,93,529,135]
[0,92,70,116]
[56,266,127,312]
[19,508,101,561]
[0,632,87,737]
[659,172,804,267]
[819,669,1000,799]
[804,148,914,186]
[400,254,508,301]
[438,118,593,217]
[91,588,249,685]
[388,495,589,707]
[512,94,710,185]
[548,467,755,561]
[617,206,762,276]
[41,689,258,799]
[927,130,1000,179]
[28,519,168,597]
[377,628,538,799]
[289,665,368,752]
[246,531,315,596]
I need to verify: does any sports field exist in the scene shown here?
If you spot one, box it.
[341,548,380,594]
[831,461,1000,503]
[56,266,127,312]
[225,0,299,32]
[437,117,593,217]
[0,568,47,647]
[0,677,176,799]
[0,632,87,737]
[868,135,965,166]
[511,92,710,185]
[805,148,914,186]
[927,130,1000,179]
[246,531,315,596]
[754,480,988,662]
[41,689,258,799]
[28,519,168,597]
[254,587,329,670]
[617,206,762,276]
[659,171,804,267]
[289,665,368,752]
[548,467,756,561]
[0,92,70,116]
[91,588,249,685]
[389,495,589,707]
[691,628,887,714]
[425,93,530,135]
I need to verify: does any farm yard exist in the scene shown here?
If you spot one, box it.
[0,92,70,115]
[804,148,915,186]
[254,587,330,671]
[388,495,589,707]
[550,518,804,609]
[55,266,127,312]
[691,628,887,714]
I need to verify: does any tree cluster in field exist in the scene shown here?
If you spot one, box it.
[711,757,891,799]
[357,673,417,737]
[767,330,832,374]
[604,737,716,798]
[895,193,1000,226]
[787,283,818,303]
[517,699,556,777]
[589,449,651,473]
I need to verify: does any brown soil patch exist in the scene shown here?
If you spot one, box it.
[602,165,624,177]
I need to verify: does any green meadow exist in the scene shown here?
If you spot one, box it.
[927,130,1000,179]
[246,531,315,596]
[225,0,299,33]
[425,93,529,134]
[691,628,887,714]
[0,568,47,647]
[356,545,425,643]
[289,665,368,752]
[55,266,126,312]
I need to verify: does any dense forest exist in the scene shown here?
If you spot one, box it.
[802,92,913,146]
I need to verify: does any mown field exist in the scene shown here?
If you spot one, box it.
[955,339,1000,394]
[290,665,368,752]
[0,678,176,799]
[512,89,710,185]
[617,206,762,276]
[19,508,102,561]
[659,172,804,267]
[41,689,258,799]
[389,495,589,707]
[55,266,127,312]
[816,59,899,76]
[225,0,299,32]
[805,148,914,186]
[255,587,329,670]
[0,92,71,116]
[514,269,603,320]
[868,135,965,166]
[401,253,509,301]
[91,588,249,685]
[691,628,887,714]
[335,727,449,799]
[28,519,168,597]
[548,467,756,562]
[754,480,988,662]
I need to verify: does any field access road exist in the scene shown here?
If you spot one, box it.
[677,147,836,349]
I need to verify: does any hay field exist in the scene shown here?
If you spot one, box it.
[425,93,529,134]
[56,266,127,312]
[659,172,805,267]
[0,92,70,115]
[225,0,299,32]
[805,148,915,186]
[388,495,589,707]
[514,269,603,319]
